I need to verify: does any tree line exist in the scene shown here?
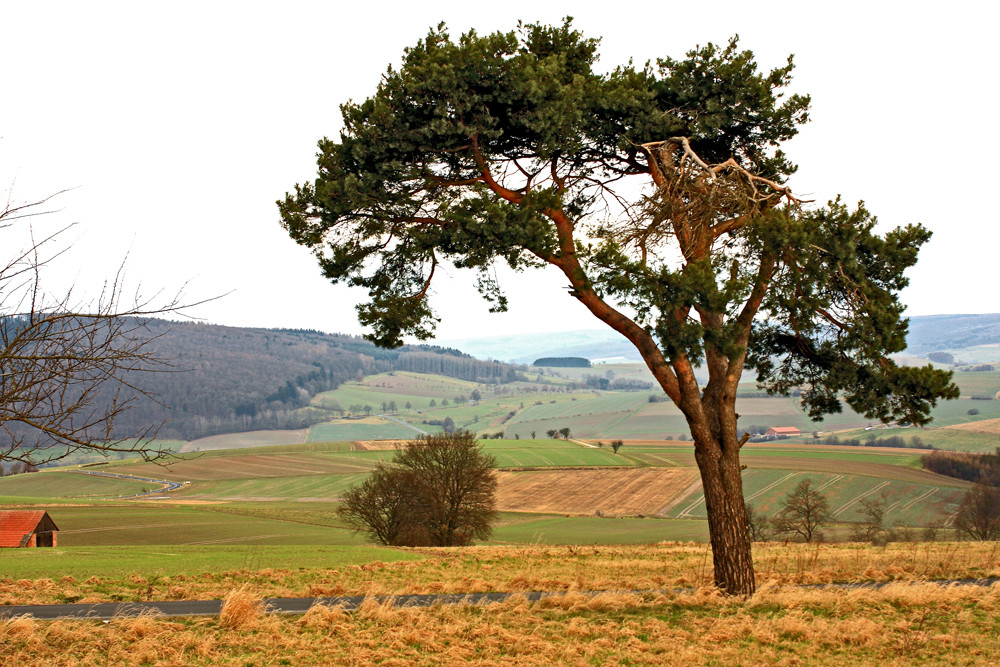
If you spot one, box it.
[922,449,1000,486]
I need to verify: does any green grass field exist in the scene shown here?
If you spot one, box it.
[0,471,156,500]
[39,504,363,547]
[305,419,423,442]
[491,514,709,544]
[0,543,419,581]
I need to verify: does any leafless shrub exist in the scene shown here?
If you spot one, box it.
[771,479,831,543]
[339,430,498,546]
[954,483,1000,541]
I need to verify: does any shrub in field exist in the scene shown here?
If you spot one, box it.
[954,483,1000,541]
[338,430,498,546]
[851,493,888,545]
[745,503,772,542]
[611,440,624,454]
[772,479,831,543]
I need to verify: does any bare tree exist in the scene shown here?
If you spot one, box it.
[772,479,832,543]
[337,463,426,546]
[745,502,772,542]
[851,493,888,544]
[1,191,186,465]
[954,483,1000,541]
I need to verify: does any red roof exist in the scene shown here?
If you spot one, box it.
[767,427,801,434]
[0,511,58,547]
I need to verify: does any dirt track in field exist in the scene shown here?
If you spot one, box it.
[496,468,700,517]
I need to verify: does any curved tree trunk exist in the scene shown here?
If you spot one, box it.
[694,438,755,595]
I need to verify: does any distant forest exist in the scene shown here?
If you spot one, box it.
[105,320,526,440]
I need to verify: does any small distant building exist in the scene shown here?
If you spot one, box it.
[0,510,59,547]
[765,427,801,437]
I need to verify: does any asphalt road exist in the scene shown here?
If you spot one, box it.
[0,591,555,620]
[73,469,183,500]
[3,579,999,621]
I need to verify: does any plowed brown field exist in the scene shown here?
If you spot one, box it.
[943,418,1000,435]
[496,468,700,517]
[353,440,408,450]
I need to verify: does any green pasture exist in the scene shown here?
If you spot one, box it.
[490,514,709,544]
[740,447,924,468]
[311,373,481,412]
[40,504,362,547]
[827,426,1000,453]
[0,471,155,500]
[951,369,1000,397]
[511,393,649,421]
[108,450,385,484]
[489,445,631,468]
[914,397,1000,426]
[306,419,423,442]
[165,440,355,459]
[665,469,965,527]
[179,473,368,501]
[507,412,647,440]
[0,544,420,581]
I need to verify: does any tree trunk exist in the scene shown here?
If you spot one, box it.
[694,437,755,596]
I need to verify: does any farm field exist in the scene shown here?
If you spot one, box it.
[664,468,966,528]
[945,417,1000,434]
[180,429,307,453]
[0,434,975,554]
[495,468,701,516]
[74,368,1000,458]
[826,425,1000,453]
[39,504,361,547]
[0,470,156,501]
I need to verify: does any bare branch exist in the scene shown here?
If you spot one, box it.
[0,192,197,467]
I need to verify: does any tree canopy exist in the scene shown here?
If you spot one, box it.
[280,20,957,595]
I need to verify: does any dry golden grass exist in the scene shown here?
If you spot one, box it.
[218,586,265,630]
[3,583,1000,665]
[3,541,1000,607]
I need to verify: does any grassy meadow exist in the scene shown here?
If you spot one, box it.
[5,581,1000,665]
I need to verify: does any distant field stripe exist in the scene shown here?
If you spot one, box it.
[744,472,799,502]
[677,495,705,519]
[832,481,891,518]
[900,488,937,512]
[814,475,842,492]
[61,522,231,534]
[185,534,289,545]
[645,454,679,466]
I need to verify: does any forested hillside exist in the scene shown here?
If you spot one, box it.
[110,320,524,440]
[905,314,1000,355]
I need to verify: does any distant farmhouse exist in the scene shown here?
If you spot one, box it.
[765,427,801,437]
[0,510,59,547]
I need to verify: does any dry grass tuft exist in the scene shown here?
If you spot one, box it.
[297,602,348,630]
[1,614,36,638]
[218,585,265,630]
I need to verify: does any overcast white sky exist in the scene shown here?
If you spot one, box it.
[3,1,997,343]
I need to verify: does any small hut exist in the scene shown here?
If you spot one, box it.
[0,510,59,547]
